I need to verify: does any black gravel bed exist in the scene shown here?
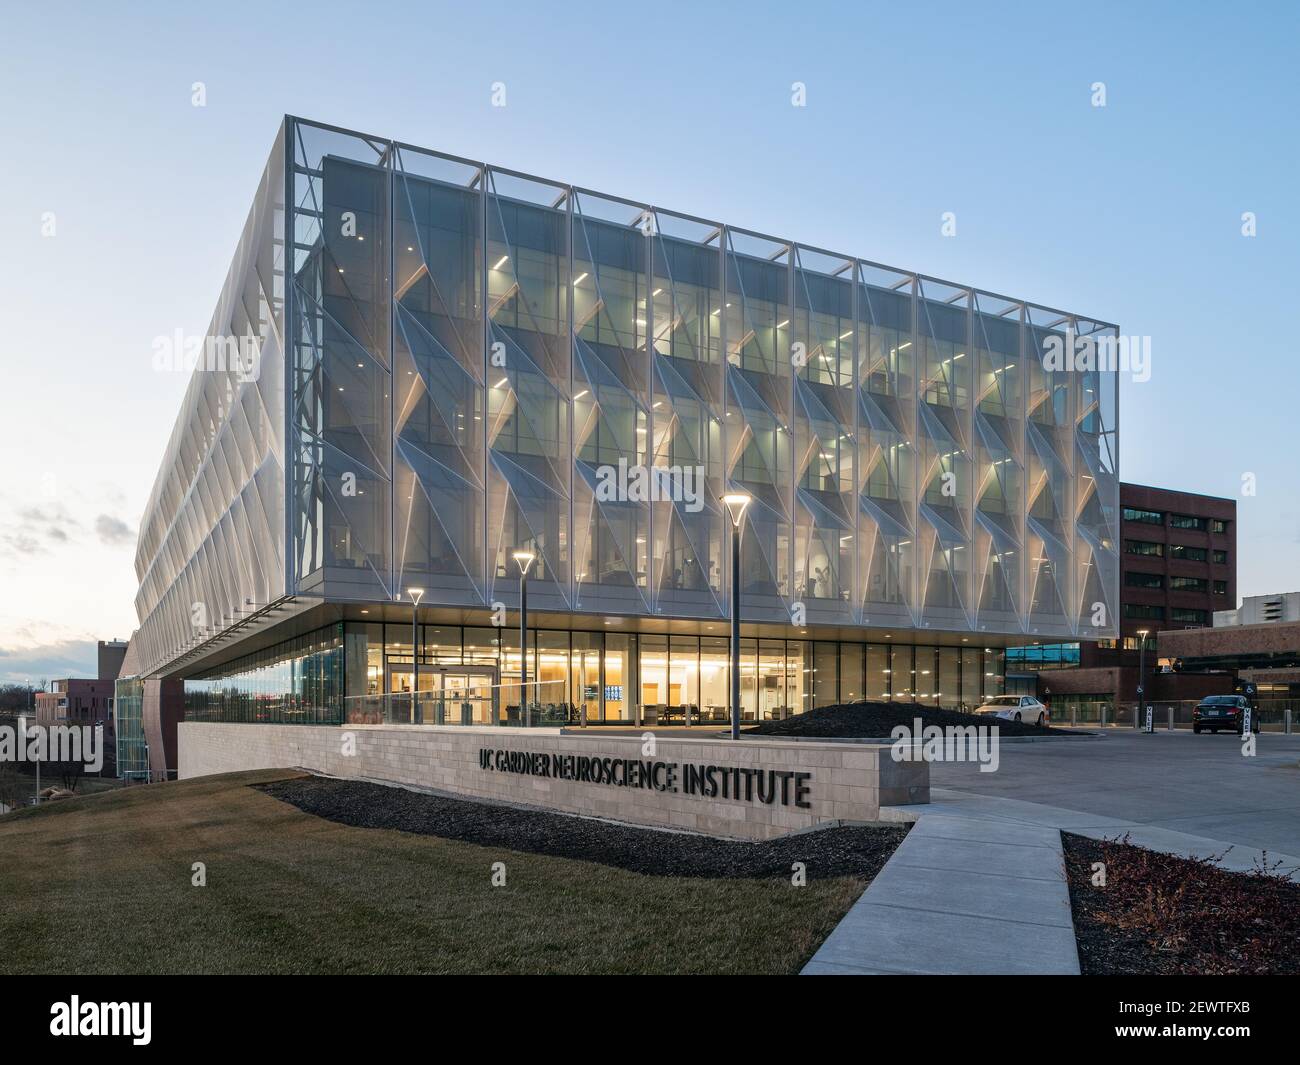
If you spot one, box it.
[1063,832,1300,975]
[257,775,908,880]
[745,700,1079,738]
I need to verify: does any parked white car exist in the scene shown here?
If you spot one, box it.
[974,695,1048,726]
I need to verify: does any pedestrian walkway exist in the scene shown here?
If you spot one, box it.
[804,785,1300,975]
[803,806,1079,975]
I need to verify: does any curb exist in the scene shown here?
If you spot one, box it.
[747,730,1102,744]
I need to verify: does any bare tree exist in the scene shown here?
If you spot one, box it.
[0,759,21,812]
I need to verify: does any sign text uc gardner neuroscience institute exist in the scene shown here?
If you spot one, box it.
[478,748,812,808]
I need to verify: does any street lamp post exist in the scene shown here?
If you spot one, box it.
[407,587,424,724]
[25,681,38,805]
[1136,628,1150,730]
[723,493,752,741]
[512,551,536,726]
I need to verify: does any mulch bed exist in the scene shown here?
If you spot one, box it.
[744,700,1078,739]
[1062,833,1300,975]
[257,776,908,880]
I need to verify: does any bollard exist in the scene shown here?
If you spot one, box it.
[1167,705,1175,731]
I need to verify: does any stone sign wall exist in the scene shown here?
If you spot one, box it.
[178,723,928,840]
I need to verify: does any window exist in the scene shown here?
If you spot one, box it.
[1005,643,1080,669]
[1212,549,1228,564]
[1125,571,1164,590]
[1123,506,1164,525]
[1123,603,1165,620]
[1170,514,1207,531]
[1125,540,1164,557]
[1169,544,1207,562]
[1212,519,1229,534]
[1172,607,1208,625]
[1169,576,1208,593]
[1213,580,1228,595]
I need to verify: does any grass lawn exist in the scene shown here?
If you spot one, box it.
[0,769,871,974]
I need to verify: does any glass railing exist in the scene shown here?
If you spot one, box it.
[342,679,570,728]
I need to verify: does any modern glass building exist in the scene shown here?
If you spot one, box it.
[132,116,1119,730]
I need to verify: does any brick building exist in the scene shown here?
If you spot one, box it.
[32,639,131,775]
[1007,482,1237,710]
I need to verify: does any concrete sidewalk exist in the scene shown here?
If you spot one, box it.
[802,808,1079,975]
[804,780,1300,976]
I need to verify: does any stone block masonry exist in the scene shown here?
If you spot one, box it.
[179,723,928,840]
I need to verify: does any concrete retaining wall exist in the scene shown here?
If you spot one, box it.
[179,722,928,840]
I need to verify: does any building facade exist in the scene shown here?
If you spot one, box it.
[35,679,114,730]
[1215,591,1300,627]
[33,640,130,776]
[1160,611,1300,710]
[1007,482,1236,708]
[132,116,1120,728]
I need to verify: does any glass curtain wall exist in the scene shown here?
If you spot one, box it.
[277,118,1117,653]
[487,170,572,614]
[858,263,917,629]
[290,125,393,600]
[651,211,726,618]
[973,291,1025,630]
[185,625,345,724]
[1024,305,1076,634]
[114,677,147,778]
[393,146,486,605]
[793,247,856,626]
[571,191,650,615]
[185,617,1006,724]
[917,278,973,632]
[726,230,793,623]
[139,118,1119,691]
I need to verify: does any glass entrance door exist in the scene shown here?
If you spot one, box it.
[384,661,497,725]
[438,669,497,725]
[384,661,435,723]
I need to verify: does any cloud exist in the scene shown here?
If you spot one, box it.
[0,533,42,556]
[0,639,99,684]
[95,514,136,547]
[0,505,80,558]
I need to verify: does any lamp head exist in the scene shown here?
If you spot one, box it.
[406,587,425,605]
[722,492,752,528]
[512,550,536,576]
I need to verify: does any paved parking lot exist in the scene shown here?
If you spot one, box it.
[929,729,1300,859]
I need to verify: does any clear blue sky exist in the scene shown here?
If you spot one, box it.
[1,0,1296,681]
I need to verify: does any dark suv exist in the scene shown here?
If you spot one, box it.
[1192,695,1256,735]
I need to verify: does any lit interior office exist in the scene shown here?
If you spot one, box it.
[184,621,1007,726]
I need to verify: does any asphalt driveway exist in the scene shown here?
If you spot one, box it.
[929,729,1300,859]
